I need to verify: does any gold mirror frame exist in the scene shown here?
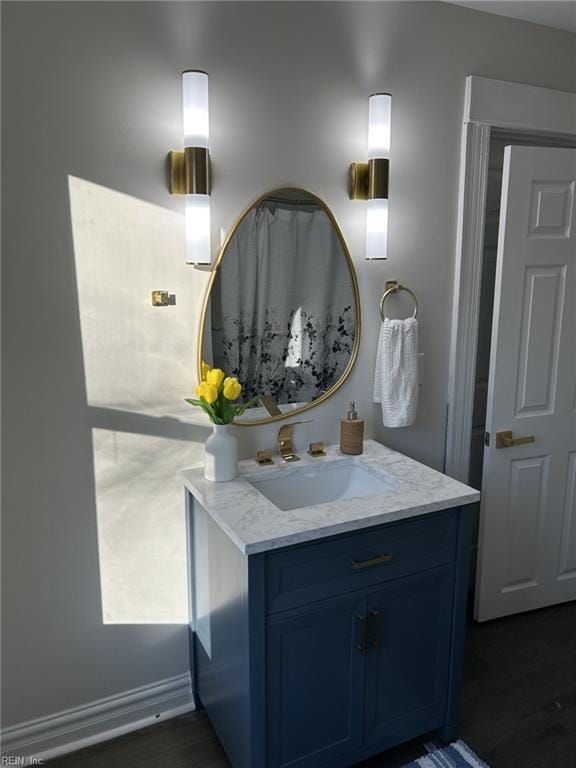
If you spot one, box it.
[197,186,361,426]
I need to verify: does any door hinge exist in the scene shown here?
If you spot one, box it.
[484,431,490,447]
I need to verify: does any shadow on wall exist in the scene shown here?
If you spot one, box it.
[68,176,211,625]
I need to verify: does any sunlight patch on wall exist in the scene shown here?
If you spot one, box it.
[69,176,210,623]
[93,428,196,624]
[68,175,209,410]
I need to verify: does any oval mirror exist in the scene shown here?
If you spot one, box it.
[199,188,360,425]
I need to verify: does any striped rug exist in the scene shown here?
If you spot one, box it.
[401,740,489,767]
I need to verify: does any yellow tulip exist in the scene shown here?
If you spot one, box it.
[201,361,212,382]
[206,368,225,389]
[199,382,218,404]
[223,376,242,401]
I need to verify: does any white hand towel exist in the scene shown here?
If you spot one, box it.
[373,318,419,428]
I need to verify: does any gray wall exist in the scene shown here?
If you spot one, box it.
[2,0,575,728]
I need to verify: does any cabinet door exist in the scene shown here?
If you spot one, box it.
[364,567,453,748]
[266,595,366,768]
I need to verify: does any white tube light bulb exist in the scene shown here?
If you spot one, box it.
[185,195,211,265]
[183,71,211,264]
[183,71,209,148]
[366,198,388,260]
[366,93,391,259]
[368,93,391,160]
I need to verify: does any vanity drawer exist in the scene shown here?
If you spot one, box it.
[265,511,458,614]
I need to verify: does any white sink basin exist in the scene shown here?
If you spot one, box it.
[246,459,399,511]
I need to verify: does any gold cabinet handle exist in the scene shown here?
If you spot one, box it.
[495,430,536,449]
[369,609,382,649]
[356,614,368,654]
[351,553,393,570]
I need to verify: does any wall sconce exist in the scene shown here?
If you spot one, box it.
[169,71,211,265]
[349,93,391,260]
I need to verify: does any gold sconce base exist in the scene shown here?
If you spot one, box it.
[169,151,186,195]
[349,162,369,201]
[349,158,389,200]
[169,147,211,195]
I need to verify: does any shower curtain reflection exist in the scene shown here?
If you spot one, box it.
[210,204,354,405]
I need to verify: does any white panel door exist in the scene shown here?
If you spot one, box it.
[476,146,576,622]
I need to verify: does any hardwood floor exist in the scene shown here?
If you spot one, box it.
[48,601,576,768]
[460,601,576,768]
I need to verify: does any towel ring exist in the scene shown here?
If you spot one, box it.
[379,283,418,321]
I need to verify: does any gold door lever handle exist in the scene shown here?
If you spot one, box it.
[495,430,536,449]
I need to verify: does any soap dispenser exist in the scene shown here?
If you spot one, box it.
[340,401,364,455]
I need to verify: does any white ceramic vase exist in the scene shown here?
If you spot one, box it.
[204,424,238,482]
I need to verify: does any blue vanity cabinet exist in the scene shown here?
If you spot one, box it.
[266,594,367,768]
[363,567,454,749]
[188,497,473,768]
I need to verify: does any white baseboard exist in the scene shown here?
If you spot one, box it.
[1,672,195,762]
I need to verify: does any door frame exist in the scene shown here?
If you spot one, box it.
[446,76,576,482]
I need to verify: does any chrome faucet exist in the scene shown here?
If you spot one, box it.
[278,421,312,463]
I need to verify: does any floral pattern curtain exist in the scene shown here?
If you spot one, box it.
[210,205,355,405]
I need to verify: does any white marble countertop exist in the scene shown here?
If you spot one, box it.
[180,439,480,555]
